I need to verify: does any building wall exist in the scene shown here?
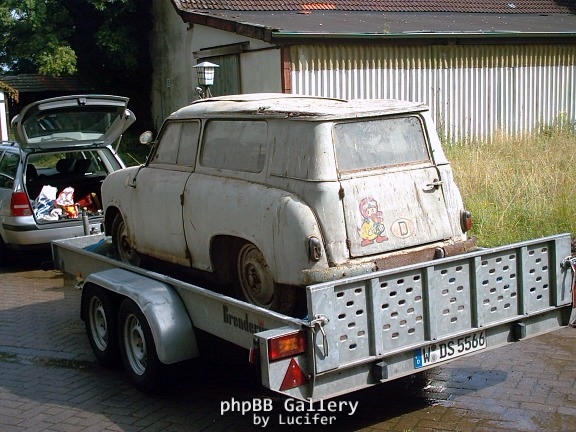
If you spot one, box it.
[150,1,191,128]
[153,3,575,141]
[0,91,7,140]
[151,2,281,128]
[290,43,576,142]
[190,27,281,96]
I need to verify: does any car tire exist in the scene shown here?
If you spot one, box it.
[234,242,295,315]
[111,213,141,266]
[82,285,121,367]
[118,298,161,393]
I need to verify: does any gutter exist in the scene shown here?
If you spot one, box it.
[270,31,576,43]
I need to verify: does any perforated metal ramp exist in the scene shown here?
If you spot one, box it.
[307,234,573,374]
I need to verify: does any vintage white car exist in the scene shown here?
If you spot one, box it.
[101,93,475,314]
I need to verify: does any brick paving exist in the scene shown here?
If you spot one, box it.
[1,254,576,432]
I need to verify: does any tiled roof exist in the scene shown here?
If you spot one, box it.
[173,0,576,40]
[175,0,576,13]
[0,74,92,93]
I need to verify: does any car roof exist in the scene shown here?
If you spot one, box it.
[169,93,428,121]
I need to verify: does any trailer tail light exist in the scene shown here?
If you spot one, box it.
[11,192,32,216]
[268,330,306,362]
[460,210,472,233]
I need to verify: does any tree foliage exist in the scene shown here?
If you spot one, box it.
[0,0,153,125]
[0,0,150,75]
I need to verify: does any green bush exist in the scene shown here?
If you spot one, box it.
[117,131,152,167]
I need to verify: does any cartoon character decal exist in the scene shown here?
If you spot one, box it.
[358,197,389,246]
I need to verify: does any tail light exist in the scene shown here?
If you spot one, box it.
[460,210,472,233]
[10,192,33,216]
[268,330,306,361]
[306,236,322,261]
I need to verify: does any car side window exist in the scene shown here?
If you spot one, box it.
[151,122,181,165]
[151,121,200,167]
[0,152,19,189]
[200,120,267,173]
[177,121,200,167]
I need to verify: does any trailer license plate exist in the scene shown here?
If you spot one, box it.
[413,331,486,369]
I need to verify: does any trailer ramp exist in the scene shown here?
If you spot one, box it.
[295,234,573,400]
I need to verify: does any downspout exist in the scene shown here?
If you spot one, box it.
[280,46,292,94]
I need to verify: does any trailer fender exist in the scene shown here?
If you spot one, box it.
[82,268,198,364]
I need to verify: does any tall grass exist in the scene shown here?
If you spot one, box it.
[444,124,576,247]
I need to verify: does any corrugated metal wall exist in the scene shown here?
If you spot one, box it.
[291,44,576,142]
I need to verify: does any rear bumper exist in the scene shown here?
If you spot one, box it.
[372,237,478,270]
[301,238,478,285]
[2,218,103,249]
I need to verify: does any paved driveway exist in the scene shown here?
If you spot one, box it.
[1,253,575,432]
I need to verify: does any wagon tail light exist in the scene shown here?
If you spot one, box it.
[10,192,33,216]
[460,210,472,233]
[307,236,322,261]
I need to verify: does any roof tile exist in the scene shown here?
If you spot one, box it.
[176,0,576,13]
[0,74,92,93]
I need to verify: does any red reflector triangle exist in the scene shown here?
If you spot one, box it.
[280,358,308,391]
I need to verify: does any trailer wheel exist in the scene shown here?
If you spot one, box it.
[118,298,160,393]
[234,242,295,314]
[111,213,141,266]
[83,285,120,367]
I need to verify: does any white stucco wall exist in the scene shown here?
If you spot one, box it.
[151,2,282,128]
[0,91,8,141]
[240,49,282,94]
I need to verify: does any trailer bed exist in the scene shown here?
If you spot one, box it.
[52,233,575,401]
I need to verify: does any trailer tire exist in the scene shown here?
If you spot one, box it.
[234,241,295,315]
[111,213,141,266]
[83,285,120,367]
[118,298,161,393]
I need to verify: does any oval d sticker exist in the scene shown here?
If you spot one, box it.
[391,219,414,239]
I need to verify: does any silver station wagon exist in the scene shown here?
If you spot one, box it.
[102,93,475,314]
[0,95,134,262]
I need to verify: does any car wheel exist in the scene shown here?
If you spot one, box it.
[83,285,120,367]
[111,213,141,266]
[118,298,161,393]
[235,242,295,314]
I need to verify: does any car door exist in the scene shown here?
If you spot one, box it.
[334,115,454,257]
[182,119,269,273]
[127,121,199,266]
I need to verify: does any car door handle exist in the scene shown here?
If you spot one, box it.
[422,180,443,191]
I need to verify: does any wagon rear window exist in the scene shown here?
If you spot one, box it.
[333,116,430,172]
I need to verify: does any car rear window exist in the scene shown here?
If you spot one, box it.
[22,107,120,142]
[333,116,430,172]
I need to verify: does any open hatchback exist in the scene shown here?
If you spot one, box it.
[0,95,135,258]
